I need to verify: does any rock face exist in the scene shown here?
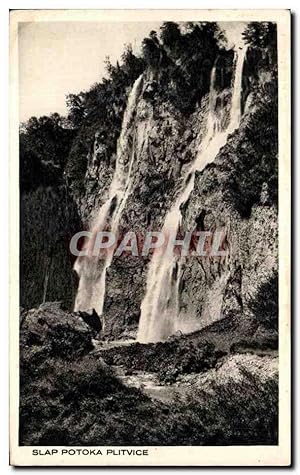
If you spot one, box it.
[101,87,210,337]
[178,110,278,334]
[20,41,278,341]
[20,302,95,362]
[93,51,277,338]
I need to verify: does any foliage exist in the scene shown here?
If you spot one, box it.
[230,336,278,353]
[142,37,161,68]
[151,22,226,113]
[19,21,279,447]
[20,113,75,192]
[65,20,226,191]
[20,189,81,309]
[197,74,278,218]
[19,22,228,193]
[243,22,277,50]
[101,337,225,380]
[242,22,277,73]
[64,45,145,192]
[66,93,85,129]
[247,273,278,331]
[20,21,278,197]
[20,338,278,446]
[185,368,278,445]
[226,80,278,216]
[66,45,145,131]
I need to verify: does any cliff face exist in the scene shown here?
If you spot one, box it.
[73,46,277,339]
[20,35,278,341]
[101,77,210,336]
[179,126,277,336]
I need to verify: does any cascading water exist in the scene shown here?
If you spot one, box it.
[73,74,143,321]
[137,44,247,343]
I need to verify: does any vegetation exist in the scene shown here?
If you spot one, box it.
[20,22,227,194]
[20,113,75,192]
[20,338,278,446]
[20,187,81,309]
[224,81,278,217]
[20,22,278,198]
[20,46,145,194]
[141,22,226,112]
[243,22,277,51]
[247,273,278,331]
[197,26,278,219]
[64,45,145,192]
[100,337,225,383]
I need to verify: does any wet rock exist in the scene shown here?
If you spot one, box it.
[43,46,277,342]
[74,308,102,335]
[21,302,94,362]
[143,80,158,101]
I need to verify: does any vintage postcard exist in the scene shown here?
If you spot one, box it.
[10,9,291,466]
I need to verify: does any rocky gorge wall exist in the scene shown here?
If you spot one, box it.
[20,39,278,341]
[77,46,278,339]
[100,76,211,337]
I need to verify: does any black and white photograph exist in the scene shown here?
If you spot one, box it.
[9,9,291,467]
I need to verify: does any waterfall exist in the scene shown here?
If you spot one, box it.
[229,46,248,130]
[73,74,143,320]
[137,45,247,343]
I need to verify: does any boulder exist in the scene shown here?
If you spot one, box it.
[20,302,94,362]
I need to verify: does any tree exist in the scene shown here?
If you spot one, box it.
[157,22,224,112]
[64,47,145,193]
[121,44,145,80]
[248,273,278,330]
[20,114,75,192]
[242,22,277,50]
[142,37,161,68]
[160,22,181,49]
[66,93,86,129]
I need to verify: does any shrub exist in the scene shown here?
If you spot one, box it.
[20,114,75,192]
[20,350,278,446]
[247,273,278,331]
[19,303,278,446]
